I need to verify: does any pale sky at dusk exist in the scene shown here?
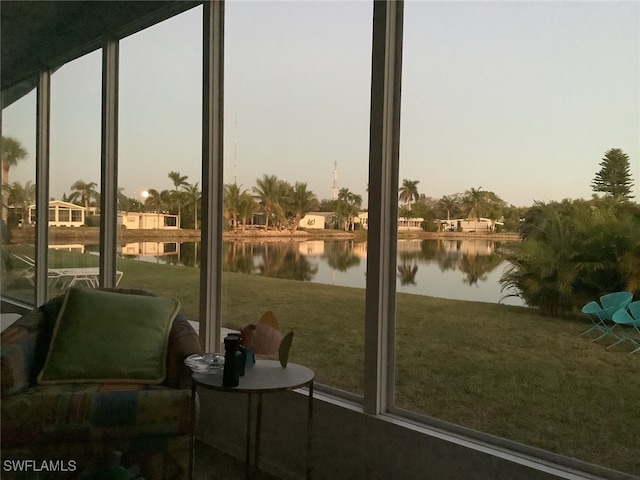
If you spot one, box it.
[3,0,639,208]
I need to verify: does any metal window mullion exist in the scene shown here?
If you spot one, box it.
[200,0,225,353]
[100,39,119,287]
[364,0,404,416]
[35,71,51,305]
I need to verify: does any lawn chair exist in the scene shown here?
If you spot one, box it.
[581,301,614,341]
[12,254,66,288]
[599,291,633,315]
[628,300,640,320]
[610,301,640,354]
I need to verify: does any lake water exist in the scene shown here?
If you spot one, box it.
[114,238,524,306]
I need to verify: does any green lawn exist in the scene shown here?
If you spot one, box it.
[4,249,640,475]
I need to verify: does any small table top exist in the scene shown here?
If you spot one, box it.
[193,360,314,393]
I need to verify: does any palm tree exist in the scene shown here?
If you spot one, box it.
[168,171,188,226]
[463,186,488,230]
[337,187,362,207]
[289,182,318,232]
[183,182,201,229]
[437,195,461,222]
[1,137,28,223]
[68,180,98,214]
[336,188,362,231]
[117,187,131,212]
[274,179,292,230]
[8,180,35,226]
[224,183,246,232]
[398,179,420,208]
[253,174,283,231]
[1,136,27,186]
[144,189,169,212]
[237,192,259,231]
[144,188,171,228]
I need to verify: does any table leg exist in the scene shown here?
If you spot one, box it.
[190,381,197,480]
[307,381,314,480]
[246,393,252,480]
[254,392,263,479]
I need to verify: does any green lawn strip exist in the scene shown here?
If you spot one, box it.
[4,248,639,474]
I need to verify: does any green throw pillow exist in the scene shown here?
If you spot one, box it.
[38,287,180,384]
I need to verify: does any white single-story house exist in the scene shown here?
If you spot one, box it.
[27,200,88,227]
[444,217,504,232]
[397,217,424,231]
[298,212,336,229]
[356,213,424,231]
[118,212,179,230]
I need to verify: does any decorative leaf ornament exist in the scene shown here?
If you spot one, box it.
[279,331,294,368]
[241,311,294,367]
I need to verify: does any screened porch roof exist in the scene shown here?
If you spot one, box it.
[1,0,200,107]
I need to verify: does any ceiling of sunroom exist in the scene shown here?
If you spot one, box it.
[1,0,200,106]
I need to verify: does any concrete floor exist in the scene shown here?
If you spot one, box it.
[193,441,280,480]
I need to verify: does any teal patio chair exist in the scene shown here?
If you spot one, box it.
[610,301,640,354]
[581,301,613,341]
[628,300,640,320]
[599,291,633,316]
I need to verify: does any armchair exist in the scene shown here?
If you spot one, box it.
[1,288,202,479]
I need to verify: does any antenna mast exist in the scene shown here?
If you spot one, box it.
[233,113,238,185]
[332,161,338,200]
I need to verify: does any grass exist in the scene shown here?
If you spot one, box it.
[4,248,640,475]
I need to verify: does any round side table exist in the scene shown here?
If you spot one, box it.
[191,360,315,480]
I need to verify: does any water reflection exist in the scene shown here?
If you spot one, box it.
[324,240,362,272]
[397,261,419,286]
[104,238,520,305]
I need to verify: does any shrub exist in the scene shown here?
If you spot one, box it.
[500,200,640,315]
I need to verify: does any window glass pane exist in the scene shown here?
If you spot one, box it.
[395,2,640,475]
[2,91,37,305]
[48,51,102,298]
[223,1,372,395]
[118,7,202,322]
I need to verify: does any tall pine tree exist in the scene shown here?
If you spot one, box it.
[591,148,635,200]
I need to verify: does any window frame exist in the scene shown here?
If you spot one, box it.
[2,2,623,477]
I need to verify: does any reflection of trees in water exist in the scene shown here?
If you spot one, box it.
[222,241,256,274]
[257,242,319,281]
[424,240,505,281]
[325,240,361,272]
[178,242,199,268]
[397,261,418,286]
[458,253,503,286]
[220,238,506,287]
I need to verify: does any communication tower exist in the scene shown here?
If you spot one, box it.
[332,161,338,200]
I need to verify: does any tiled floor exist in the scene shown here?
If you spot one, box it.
[193,441,280,480]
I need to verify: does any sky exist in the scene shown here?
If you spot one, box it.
[3,0,639,208]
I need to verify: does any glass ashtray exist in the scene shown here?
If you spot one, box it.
[184,353,225,373]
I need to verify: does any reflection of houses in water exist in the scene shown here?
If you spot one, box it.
[49,244,86,253]
[119,212,179,230]
[439,239,495,256]
[120,242,179,256]
[298,241,325,256]
[352,241,367,259]
[397,239,423,253]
